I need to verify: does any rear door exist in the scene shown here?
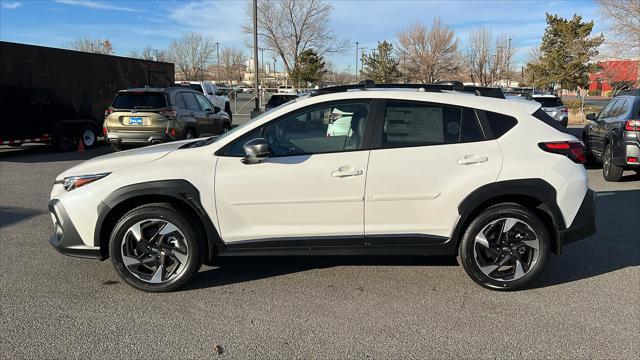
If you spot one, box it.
[182,92,207,137]
[364,100,502,240]
[194,93,218,135]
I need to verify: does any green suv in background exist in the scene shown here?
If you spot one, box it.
[104,88,231,151]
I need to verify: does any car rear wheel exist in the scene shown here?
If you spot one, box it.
[184,129,196,140]
[458,203,550,291]
[109,203,202,292]
[603,144,623,182]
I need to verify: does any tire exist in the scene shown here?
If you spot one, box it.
[458,203,550,291]
[184,129,196,140]
[109,203,202,292]
[51,126,78,152]
[603,143,623,182]
[80,125,98,149]
[224,103,232,122]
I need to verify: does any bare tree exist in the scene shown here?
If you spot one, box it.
[596,0,640,57]
[219,47,247,85]
[397,19,461,83]
[492,34,515,86]
[465,27,493,86]
[129,46,168,62]
[246,0,346,76]
[69,37,113,55]
[168,32,216,80]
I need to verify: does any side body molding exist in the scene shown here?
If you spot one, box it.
[94,179,221,262]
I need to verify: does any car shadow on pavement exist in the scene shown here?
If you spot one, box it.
[185,256,457,291]
[534,189,640,289]
[0,206,45,228]
[0,144,112,163]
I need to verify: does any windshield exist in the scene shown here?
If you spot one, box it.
[532,97,563,107]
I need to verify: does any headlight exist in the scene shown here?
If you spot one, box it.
[55,173,110,191]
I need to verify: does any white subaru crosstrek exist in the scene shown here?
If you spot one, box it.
[49,81,596,292]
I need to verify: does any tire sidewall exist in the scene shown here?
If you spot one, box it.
[109,206,201,292]
[458,204,550,291]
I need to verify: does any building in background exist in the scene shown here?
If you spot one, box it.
[588,59,640,96]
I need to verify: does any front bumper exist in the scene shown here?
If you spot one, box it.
[558,189,596,247]
[48,199,101,259]
[106,130,174,146]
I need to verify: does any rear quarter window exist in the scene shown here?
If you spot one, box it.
[484,111,518,138]
[532,108,565,131]
[112,92,167,109]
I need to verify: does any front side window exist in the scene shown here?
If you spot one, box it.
[204,83,214,95]
[226,101,370,157]
[381,101,484,148]
[195,94,213,111]
[599,100,618,120]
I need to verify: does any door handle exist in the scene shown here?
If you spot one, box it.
[331,167,363,177]
[458,155,488,165]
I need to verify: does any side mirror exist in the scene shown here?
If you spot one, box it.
[213,106,221,114]
[585,113,597,121]
[241,138,271,164]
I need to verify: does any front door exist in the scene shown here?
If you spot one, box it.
[215,100,373,243]
[364,100,503,239]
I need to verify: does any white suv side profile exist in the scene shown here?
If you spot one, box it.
[49,81,596,292]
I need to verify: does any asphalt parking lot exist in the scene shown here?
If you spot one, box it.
[0,128,638,359]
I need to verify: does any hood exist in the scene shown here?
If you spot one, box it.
[55,139,196,181]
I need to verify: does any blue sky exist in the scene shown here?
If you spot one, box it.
[0,0,601,71]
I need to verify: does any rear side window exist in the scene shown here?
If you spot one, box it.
[484,110,518,137]
[381,101,484,148]
[112,92,167,109]
[267,95,297,107]
[182,93,200,111]
[532,97,563,107]
[174,93,187,109]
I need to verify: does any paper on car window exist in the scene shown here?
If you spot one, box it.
[385,107,443,143]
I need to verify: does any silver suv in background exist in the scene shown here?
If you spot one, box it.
[175,81,232,121]
[530,94,568,127]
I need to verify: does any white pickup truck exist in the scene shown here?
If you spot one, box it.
[175,81,232,121]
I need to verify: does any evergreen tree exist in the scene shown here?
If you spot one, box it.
[289,49,327,87]
[527,14,604,92]
[361,41,402,83]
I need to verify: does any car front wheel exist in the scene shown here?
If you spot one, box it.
[458,203,550,291]
[109,203,202,292]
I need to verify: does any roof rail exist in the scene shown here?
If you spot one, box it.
[310,80,505,99]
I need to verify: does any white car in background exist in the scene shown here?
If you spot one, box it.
[48,81,595,292]
[175,81,232,121]
[277,85,295,94]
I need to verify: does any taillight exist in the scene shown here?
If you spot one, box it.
[538,141,586,164]
[102,127,108,136]
[159,109,177,120]
[561,107,568,114]
[104,109,114,118]
[624,120,640,131]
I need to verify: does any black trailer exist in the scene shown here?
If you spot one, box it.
[0,41,175,151]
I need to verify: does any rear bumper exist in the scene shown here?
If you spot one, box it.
[613,139,640,167]
[558,189,596,247]
[106,131,174,146]
[48,199,101,259]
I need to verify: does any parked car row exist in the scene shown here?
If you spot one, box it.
[582,90,640,181]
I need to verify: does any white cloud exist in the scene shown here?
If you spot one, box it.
[1,1,23,9]
[54,0,140,13]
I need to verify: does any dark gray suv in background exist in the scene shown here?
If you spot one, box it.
[583,90,640,181]
[104,88,231,151]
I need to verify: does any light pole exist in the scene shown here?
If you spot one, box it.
[273,56,277,86]
[252,0,260,113]
[507,38,512,87]
[355,41,359,81]
[215,42,220,83]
